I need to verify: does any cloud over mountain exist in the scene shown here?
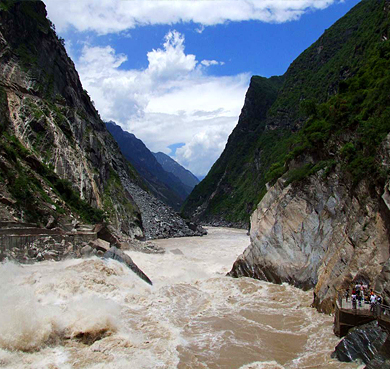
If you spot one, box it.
[76,31,249,177]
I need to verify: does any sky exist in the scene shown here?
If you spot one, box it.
[44,0,361,178]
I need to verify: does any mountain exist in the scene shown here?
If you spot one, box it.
[186,0,390,312]
[0,0,204,240]
[182,75,284,228]
[153,152,199,193]
[182,0,390,228]
[106,121,192,211]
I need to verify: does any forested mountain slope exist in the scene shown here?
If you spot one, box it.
[182,0,390,229]
[224,0,390,313]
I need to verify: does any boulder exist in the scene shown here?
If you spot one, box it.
[80,245,94,257]
[94,223,120,245]
[331,321,388,364]
[43,250,58,260]
[103,246,152,285]
[89,238,110,252]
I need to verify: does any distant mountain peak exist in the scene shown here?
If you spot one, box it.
[106,122,194,211]
[153,152,199,190]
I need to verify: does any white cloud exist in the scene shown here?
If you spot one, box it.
[147,31,197,80]
[45,0,343,35]
[76,31,249,177]
[201,60,225,67]
[174,124,234,177]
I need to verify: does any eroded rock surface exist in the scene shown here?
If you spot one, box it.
[331,321,388,364]
[229,162,390,313]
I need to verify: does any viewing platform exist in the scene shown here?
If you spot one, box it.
[334,297,390,337]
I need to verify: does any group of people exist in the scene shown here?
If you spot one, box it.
[345,282,384,313]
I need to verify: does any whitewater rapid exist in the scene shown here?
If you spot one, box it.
[0,227,362,369]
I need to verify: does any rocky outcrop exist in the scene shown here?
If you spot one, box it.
[0,1,202,242]
[225,0,390,314]
[183,0,388,229]
[229,158,390,312]
[331,321,388,365]
[104,246,153,285]
[0,1,144,237]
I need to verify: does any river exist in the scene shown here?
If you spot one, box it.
[0,227,362,369]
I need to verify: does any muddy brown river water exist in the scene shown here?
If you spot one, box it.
[0,227,363,368]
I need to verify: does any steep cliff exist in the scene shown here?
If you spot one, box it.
[228,0,390,313]
[0,0,202,240]
[182,75,284,227]
[183,0,390,228]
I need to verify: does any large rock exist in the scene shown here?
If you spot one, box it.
[89,238,110,252]
[331,321,388,364]
[104,246,152,285]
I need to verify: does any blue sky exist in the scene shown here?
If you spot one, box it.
[44,0,361,177]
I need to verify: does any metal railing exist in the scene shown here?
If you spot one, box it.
[338,292,390,321]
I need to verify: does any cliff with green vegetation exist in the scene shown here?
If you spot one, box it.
[183,0,390,229]
[0,0,203,240]
[226,0,390,314]
[182,75,284,227]
[185,0,390,313]
[0,0,144,236]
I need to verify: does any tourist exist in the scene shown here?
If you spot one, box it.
[370,293,376,312]
[364,290,370,304]
[345,288,349,302]
[352,292,357,309]
[377,295,383,315]
[355,282,361,293]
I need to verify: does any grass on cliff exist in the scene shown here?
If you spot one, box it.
[267,38,390,187]
[0,133,105,224]
[183,0,390,225]
[103,167,141,228]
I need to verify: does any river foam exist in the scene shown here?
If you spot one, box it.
[0,227,362,368]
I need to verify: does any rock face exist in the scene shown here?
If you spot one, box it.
[0,1,143,237]
[182,0,390,229]
[331,321,388,364]
[224,0,390,314]
[0,1,202,242]
[229,164,390,313]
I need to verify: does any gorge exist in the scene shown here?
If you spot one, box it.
[1,0,390,368]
